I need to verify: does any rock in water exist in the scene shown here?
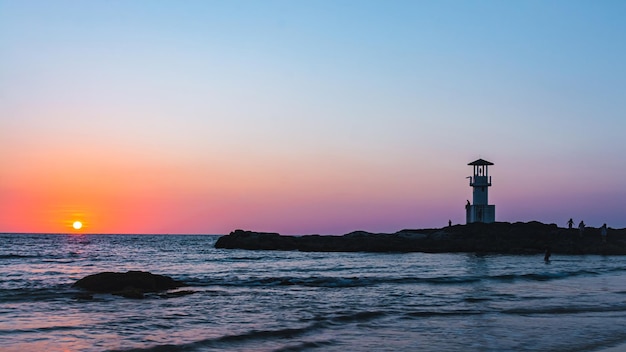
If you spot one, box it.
[74,271,184,296]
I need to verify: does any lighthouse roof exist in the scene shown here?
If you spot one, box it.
[468,158,494,166]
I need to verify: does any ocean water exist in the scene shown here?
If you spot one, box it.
[1,234,626,352]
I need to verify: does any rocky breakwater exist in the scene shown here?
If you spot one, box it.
[215,222,626,254]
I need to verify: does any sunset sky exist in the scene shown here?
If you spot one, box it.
[2,0,625,234]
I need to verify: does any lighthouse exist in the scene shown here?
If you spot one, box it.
[466,158,495,223]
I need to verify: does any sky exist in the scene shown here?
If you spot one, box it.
[1,0,625,234]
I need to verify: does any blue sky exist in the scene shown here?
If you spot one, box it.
[1,0,625,233]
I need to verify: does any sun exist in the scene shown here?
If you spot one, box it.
[72,221,83,230]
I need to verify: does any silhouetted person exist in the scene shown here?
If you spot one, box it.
[466,200,470,209]
[567,218,574,229]
[448,219,452,227]
[601,223,607,243]
[578,221,585,237]
[544,247,551,262]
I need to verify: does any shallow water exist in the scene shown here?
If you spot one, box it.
[1,233,626,351]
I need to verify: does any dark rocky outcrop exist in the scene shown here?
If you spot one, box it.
[74,271,185,299]
[215,223,626,255]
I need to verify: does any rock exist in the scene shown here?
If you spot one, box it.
[397,233,427,240]
[214,222,626,255]
[215,229,297,250]
[73,292,94,300]
[114,288,144,299]
[74,271,185,297]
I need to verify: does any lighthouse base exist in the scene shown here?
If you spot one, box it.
[466,205,495,224]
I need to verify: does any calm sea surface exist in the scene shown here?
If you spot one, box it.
[1,233,626,351]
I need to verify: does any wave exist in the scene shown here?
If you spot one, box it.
[216,255,279,262]
[0,254,40,259]
[6,270,598,305]
[502,304,626,315]
[488,270,597,282]
[182,270,599,289]
[109,322,331,352]
[405,310,484,318]
[0,285,84,303]
[327,310,386,324]
[183,275,484,289]
[0,268,612,304]
[403,304,626,319]
[272,340,336,352]
[0,253,82,262]
[109,310,385,352]
[0,324,81,335]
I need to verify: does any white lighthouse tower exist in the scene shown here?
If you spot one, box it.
[466,158,495,223]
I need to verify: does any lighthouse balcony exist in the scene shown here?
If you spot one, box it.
[470,181,492,187]
[469,176,491,187]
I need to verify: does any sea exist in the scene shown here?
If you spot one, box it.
[1,233,626,352]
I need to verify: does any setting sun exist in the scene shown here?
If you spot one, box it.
[72,221,83,230]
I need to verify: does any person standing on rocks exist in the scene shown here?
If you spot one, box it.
[568,218,574,229]
[578,221,585,237]
[601,223,607,243]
